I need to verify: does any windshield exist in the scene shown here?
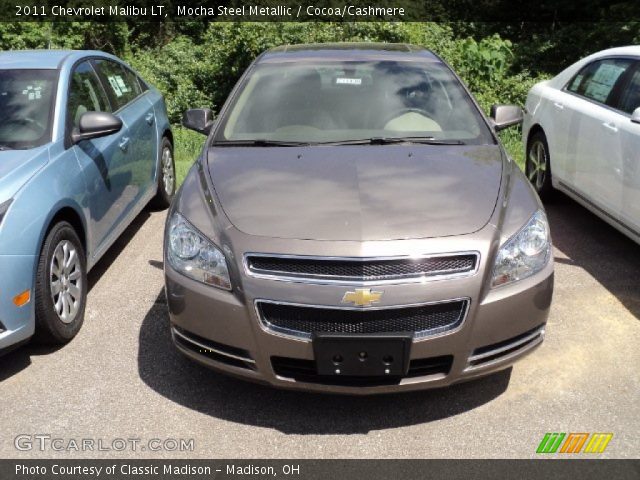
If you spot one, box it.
[0,69,57,149]
[215,60,493,145]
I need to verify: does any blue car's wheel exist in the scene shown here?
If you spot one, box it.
[34,221,87,344]
[150,137,175,209]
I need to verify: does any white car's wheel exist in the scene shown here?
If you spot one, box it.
[526,131,554,200]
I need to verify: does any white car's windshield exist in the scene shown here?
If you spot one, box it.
[0,69,57,150]
[215,60,494,145]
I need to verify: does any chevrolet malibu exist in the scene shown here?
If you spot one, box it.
[523,46,640,244]
[165,43,554,394]
[0,50,174,351]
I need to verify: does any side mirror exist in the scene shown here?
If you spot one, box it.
[490,105,524,131]
[182,108,215,135]
[631,107,640,124]
[72,112,123,144]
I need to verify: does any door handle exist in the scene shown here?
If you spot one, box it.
[145,112,154,125]
[553,102,564,110]
[602,122,618,133]
[118,137,130,151]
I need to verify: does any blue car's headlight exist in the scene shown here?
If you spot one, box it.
[492,210,551,287]
[0,199,12,226]
[167,213,231,290]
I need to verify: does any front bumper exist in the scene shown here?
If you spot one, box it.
[0,254,36,351]
[165,249,553,394]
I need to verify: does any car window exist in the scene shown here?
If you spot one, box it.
[93,60,142,110]
[0,69,57,149]
[67,61,111,130]
[618,66,640,115]
[217,60,493,144]
[136,74,149,93]
[566,58,634,105]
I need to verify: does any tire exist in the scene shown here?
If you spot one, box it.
[149,137,175,209]
[34,221,87,345]
[526,131,555,201]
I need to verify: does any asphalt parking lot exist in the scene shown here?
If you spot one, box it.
[1,194,638,459]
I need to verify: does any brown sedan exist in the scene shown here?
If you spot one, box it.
[164,43,554,394]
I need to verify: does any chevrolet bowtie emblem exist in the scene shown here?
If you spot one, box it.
[341,288,383,307]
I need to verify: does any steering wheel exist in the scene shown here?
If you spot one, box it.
[379,107,436,130]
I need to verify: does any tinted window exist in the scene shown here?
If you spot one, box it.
[67,61,110,130]
[94,60,142,110]
[567,58,634,104]
[0,69,57,149]
[618,66,640,114]
[216,60,493,144]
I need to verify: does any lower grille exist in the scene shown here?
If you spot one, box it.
[271,355,453,386]
[467,325,545,368]
[171,326,255,370]
[257,299,468,339]
[246,253,478,283]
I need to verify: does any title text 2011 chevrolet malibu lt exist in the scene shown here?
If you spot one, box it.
[165,43,554,394]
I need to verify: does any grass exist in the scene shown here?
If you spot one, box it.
[498,128,526,171]
[172,125,528,187]
[173,126,207,185]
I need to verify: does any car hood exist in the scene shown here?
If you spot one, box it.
[0,146,49,201]
[207,144,503,241]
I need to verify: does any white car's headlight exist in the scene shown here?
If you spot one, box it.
[492,210,551,287]
[167,213,231,290]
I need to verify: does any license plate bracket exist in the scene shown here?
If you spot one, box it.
[312,333,412,377]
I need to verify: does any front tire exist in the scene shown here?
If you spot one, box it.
[526,131,554,201]
[150,137,175,209]
[34,221,87,344]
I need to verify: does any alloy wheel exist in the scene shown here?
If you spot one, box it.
[162,146,175,196]
[49,240,83,324]
[527,140,547,191]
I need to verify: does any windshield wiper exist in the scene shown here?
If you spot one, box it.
[317,137,466,146]
[0,145,13,151]
[212,139,310,147]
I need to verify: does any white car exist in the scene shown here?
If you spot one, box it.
[523,46,640,244]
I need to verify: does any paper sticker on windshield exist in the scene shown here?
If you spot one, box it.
[21,85,42,101]
[336,78,362,85]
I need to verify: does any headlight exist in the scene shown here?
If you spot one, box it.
[0,199,12,227]
[167,213,231,290]
[492,210,551,287]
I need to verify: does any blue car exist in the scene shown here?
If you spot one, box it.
[0,50,174,350]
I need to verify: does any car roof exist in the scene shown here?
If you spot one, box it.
[0,50,116,70]
[590,45,640,58]
[260,43,441,63]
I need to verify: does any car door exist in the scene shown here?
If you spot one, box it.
[562,57,635,215]
[614,63,640,233]
[66,60,132,257]
[92,59,157,213]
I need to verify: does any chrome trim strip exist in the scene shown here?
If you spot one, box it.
[243,251,481,286]
[171,327,255,364]
[254,297,470,342]
[468,326,545,363]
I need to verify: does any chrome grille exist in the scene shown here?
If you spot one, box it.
[256,299,469,340]
[245,253,479,284]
